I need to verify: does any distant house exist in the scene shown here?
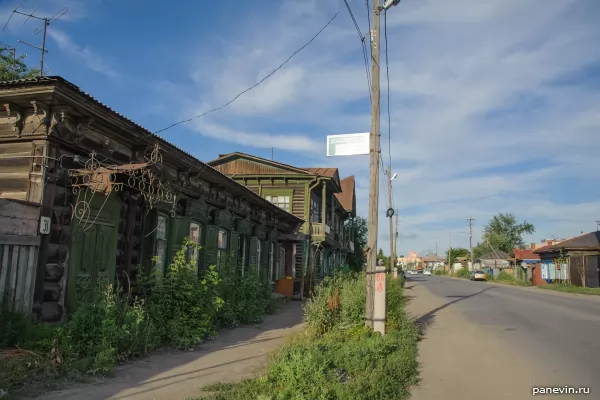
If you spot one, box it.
[512,248,541,284]
[534,231,600,288]
[474,250,511,277]
[422,255,445,270]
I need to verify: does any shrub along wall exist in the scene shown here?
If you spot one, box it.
[201,271,419,400]
[0,238,274,396]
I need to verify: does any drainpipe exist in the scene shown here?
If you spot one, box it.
[304,177,321,298]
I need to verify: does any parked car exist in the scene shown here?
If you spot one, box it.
[470,270,486,281]
[423,269,432,276]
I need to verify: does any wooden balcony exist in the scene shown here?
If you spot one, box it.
[310,222,332,242]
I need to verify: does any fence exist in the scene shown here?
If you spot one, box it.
[0,198,41,314]
[0,235,40,313]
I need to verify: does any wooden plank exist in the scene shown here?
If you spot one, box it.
[0,234,41,246]
[8,245,19,310]
[22,246,37,313]
[0,142,32,155]
[0,245,7,301]
[0,198,41,219]
[0,217,39,236]
[0,191,27,201]
[14,246,28,313]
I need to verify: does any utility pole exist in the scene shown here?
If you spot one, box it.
[387,166,394,274]
[448,232,452,272]
[365,0,381,331]
[394,208,399,269]
[365,0,401,334]
[467,218,474,271]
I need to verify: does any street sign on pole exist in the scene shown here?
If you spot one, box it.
[326,133,369,156]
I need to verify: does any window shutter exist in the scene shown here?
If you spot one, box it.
[260,240,269,280]
[230,231,240,265]
[168,216,189,265]
[142,208,158,270]
[204,225,218,267]
[275,243,281,280]
[249,237,258,270]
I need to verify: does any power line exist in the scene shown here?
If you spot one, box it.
[153,12,340,135]
[383,10,392,181]
[342,0,372,104]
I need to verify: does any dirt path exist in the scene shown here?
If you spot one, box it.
[31,301,305,400]
[407,280,584,400]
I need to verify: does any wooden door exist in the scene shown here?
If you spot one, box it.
[67,192,120,314]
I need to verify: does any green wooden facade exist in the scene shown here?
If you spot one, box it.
[207,153,357,296]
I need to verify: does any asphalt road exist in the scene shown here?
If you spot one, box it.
[407,275,600,399]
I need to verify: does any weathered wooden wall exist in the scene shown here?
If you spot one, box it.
[0,198,41,314]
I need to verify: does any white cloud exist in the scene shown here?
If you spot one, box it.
[48,29,117,77]
[166,0,600,255]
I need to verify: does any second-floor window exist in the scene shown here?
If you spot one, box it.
[310,196,321,222]
[265,195,290,212]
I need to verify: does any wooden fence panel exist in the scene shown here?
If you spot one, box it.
[0,235,40,314]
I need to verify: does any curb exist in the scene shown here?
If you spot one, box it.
[432,274,600,301]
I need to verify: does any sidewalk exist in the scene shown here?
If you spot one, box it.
[31,301,305,400]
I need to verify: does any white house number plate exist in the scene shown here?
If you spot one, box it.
[39,216,51,235]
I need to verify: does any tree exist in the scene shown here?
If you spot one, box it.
[345,216,367,272]
[0,46,40,81]
[473,213,535,258]
[447,247,469,267]
[377,248,390,270]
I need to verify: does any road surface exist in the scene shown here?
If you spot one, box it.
[407,275,599,399]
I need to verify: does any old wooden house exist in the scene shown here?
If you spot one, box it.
[0,76,303,322]
[534,231,600,288]
[207,152,356,297]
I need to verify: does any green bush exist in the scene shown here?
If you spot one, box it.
[494,271,530,286]
[201,272,420,400]
[455,269,471,279]
[2,237,277,395]
[216,254,272,328]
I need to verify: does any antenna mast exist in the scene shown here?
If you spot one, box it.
[3,3,68,78]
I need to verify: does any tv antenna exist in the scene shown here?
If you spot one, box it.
[2,1,68,78]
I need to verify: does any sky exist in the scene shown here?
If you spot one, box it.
[2,0,600,257]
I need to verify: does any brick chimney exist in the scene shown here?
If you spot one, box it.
[530,243,535,250]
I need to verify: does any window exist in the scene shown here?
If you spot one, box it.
[155,214,168,275]
[256,240,261,274]
[189,223,201,270]
[269,242,275,283]
[217,229,228,263]
[310,196,321,222]
[279,247,286,280]
[265,195,290,212]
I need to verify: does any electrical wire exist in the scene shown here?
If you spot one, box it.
[384,10,393,197]
[153,12,340,135]
[342,0,372,105]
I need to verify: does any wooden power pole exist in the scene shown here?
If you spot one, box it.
[387,166,394,273]
[467,217,474,270]
[394,208,399,269]
[365,0,382,332]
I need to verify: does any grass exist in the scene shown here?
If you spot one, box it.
[197,272,420,400]
[537,283,600,296]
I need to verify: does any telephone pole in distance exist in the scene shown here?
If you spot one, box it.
[467,217,474,270]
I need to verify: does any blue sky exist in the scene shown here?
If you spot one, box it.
[2,0,600,256]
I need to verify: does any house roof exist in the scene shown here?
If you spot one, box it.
[303,168,338,178]
[0,76,303,225]
[477,250,512,260]
[334,175,356,214]
[208,152,313,175]
[534,231,600,253]
[422,256,446,262]
[512,249,540,260]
